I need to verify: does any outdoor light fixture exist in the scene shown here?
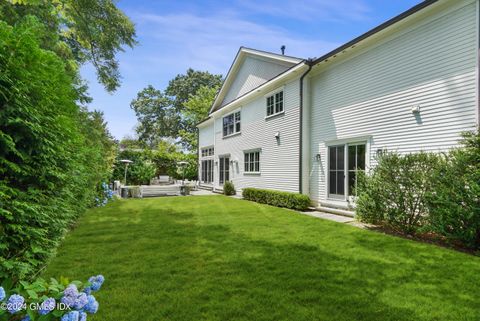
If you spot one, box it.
[274,131,280,139]
[411,104,421,114]
[315,154,321,162]
[177,161,188,185]
[120,159,133,186]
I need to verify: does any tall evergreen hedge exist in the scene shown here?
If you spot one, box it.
[0,18,115,281]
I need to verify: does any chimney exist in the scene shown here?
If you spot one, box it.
[281,45,286,55]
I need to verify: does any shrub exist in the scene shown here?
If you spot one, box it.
[0,19,115,281]
[0,275,104,320]
[242,188,311,211]
[426,130,480,249]
[356,152,441,235]
[223,181,236,196]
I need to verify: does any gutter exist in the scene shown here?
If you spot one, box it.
[299,59,313,194]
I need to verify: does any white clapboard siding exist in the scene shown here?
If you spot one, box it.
[213,79,300,193]
[198,122,214,149]
[309,0,478,205]
[221,56,292,107]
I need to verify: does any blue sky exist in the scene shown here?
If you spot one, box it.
[82,0,423,139]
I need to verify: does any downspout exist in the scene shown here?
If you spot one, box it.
[299,59,313,194]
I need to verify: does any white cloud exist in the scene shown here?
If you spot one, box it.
[134,11,341,75]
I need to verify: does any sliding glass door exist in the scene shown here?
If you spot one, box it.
[328,143,366,199]
[201,159,213,184]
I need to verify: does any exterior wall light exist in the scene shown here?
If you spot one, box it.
[315,154,321,162]
[411,104,421,114]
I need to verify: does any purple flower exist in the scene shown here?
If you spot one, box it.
[0,287,5,301]
[39,297,56,315]
[83,295,98,314]
[79,311,87,321]
[61,311,80,321]
[73,292,88,310]
[7,294,24,314]
[88,275,105,291]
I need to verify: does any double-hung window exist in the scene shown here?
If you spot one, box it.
[266,90,284,117]
[223,111,241,137]
[244,151,260,173]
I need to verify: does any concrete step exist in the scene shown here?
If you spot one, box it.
[198,184,213,191]
[316,206,355,218]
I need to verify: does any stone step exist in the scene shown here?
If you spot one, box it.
[316,206,355,218]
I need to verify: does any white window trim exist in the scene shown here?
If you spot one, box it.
[325,136,371,202]
[222,108,241,138]
[265,86,285,118]
[200,145,215,158]
[243,149,261,174]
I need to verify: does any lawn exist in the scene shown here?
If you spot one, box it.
[44,196,480,321]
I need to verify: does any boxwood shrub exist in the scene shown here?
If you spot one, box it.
[242,188,311,211]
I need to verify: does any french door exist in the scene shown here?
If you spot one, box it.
[328,143,366,199]
[219,156,230,185]
[201,159,213,183]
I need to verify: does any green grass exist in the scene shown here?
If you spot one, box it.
[44,196,480,321]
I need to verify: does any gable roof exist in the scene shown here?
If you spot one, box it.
[209,47,303,114]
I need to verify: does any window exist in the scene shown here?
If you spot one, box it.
[266,91,284,117]
[201,147,214,157]
[223,111,241,137]
[201,159,213,183]
[244,151,260,173]
[348,144,366,196]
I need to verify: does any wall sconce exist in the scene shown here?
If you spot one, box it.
[315,153,321,162]
[411,104,421,114]
[274,131,280,139]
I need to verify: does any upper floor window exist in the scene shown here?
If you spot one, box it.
[223,111,241,137]
[244,151,260,173]
[201,147,214,157]
[266,91,283,117]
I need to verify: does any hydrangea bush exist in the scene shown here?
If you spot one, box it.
[95,182,114,207]
[0,275,104,321]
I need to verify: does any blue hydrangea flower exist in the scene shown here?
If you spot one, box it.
[61,311,80,321]
[61,284,79,308]
[83,295,98,314]
[7,294,24,314]
[83,287,92,295]
[39,297,56,315]
[0,287,5,301]
[73,292,88,310]
[88,275,104,291]
[21,316,30,321]
[79,311,87,321]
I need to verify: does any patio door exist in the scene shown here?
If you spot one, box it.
[219,156,230,185]
[328,143,366,199]
[201,159,213,183]
[328,145,345,199]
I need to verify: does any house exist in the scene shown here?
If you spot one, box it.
[197,0,479,213]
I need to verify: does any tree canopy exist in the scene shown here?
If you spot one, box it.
[131,69,222,151]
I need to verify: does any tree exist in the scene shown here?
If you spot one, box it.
[0,0,137,92]
[131,70,222,150]
[179,85,219,150]
[130,85,178,148]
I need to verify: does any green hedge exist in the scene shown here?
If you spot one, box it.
[242,188,311,211]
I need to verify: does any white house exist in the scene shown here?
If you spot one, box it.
[197,0,479,212]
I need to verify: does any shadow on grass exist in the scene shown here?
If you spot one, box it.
[45,198,480,321]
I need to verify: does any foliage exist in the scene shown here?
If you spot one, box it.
[0,275,104,320]
[131,70,222,150]
[356,152,441,235]
[426,130,480,249]
[0,19,115,281]
[223,181,236,196]
[0,0,137,92]
[179,85,219,150]
[112,150,156,186]
[242,188,311,211]
[130,86,178,147]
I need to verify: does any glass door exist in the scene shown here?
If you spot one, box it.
[201,159,213,183]
[328,145,345,199]
[219,156,230,185]
[348,144,366,196]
